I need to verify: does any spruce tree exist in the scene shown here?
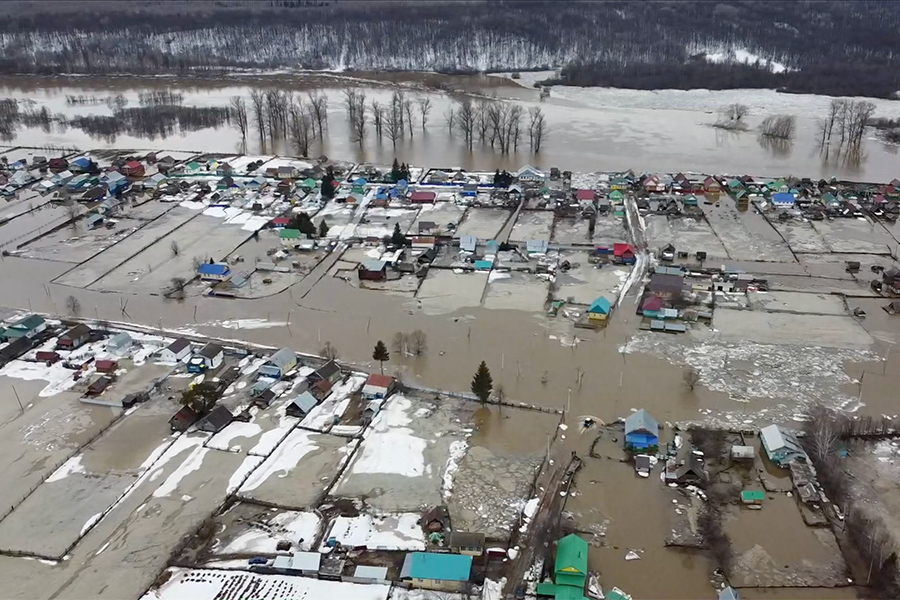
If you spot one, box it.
[471,361,493,403]
[373,340,390,375]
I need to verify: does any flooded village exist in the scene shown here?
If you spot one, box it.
[1,144,900,600]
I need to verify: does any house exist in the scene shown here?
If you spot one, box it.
[86,376,113,396]
[217,175,235,190]
[648,273,686,298]
[193,343,224,371]
[358,259,387,281]
[196,405,233,433]
[156,155,176,173]
[280,228,303,247]
[35,350,60,364]
[258,347,297,379]
[665,447,707,484]
[198,262,231,281]
[95,359,118,373]
[588,296,612,321]
[526,239,549,255]
[460,234,477,252]
[417,221,437,234]
[772,192,796,208]
[107,332,132,354]
[159,337,191,363]
[310,378,334,402]
[312,360,342,384]
[360,373,394,400]
[286,391,319,418]
[410,191,436,204]
[421,506,449,533]
[640,295,664,317]
[273,552,321,576]
[719,586,741,600]
[760,424,806,467]
[169,406,199,432]
[103,171,130,195]
[704,176,721,195]
[70,156,92,173]
[624,409,659,451]
[516,165,545,185]
[4,314,47,340]
[216,162,233,176]
[535,534,589,600]
[58,323,92,349]
[575,189,596,201]
[121,160,145,178]
[0,337,32,364]
[48,157,68,173]
[740,490,765,506]
[683,194,699,207]
[613,243,636,265]
[731,445,755,461]
[447,531,485,557]
[277,165,296,179]
[400,552,472,593]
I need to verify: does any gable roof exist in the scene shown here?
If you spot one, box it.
[165,337,191,354]
[641,295,664,312]
[365,373,394,389]
[614,243,634,257]
[198,342,224,359]
[555,533,588,575]
[198,262,230,276]
[402,552,472,582]
[10,314,45,331]
[290,391,318,414]
[624,409,658,436]
[649,273,686,294]
[61,323,91,340]
[196,405,233,432]
[266,347,296,369]
[589,296,611,314]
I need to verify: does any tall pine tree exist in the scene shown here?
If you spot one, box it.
[372,340,390,375]
[471,361,493,403]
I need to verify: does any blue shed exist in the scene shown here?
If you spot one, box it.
[474,259,493,270]
[588,296,612,321]
[624,408,659,451]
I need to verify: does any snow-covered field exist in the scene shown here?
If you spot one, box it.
[215,511,321,555]
[321,513,425,551]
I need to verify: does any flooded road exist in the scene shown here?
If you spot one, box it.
[1,72,900,180]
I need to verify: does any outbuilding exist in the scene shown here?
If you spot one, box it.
[169,406,199,432]
[159,337,192,363]
[286,391,319,418]
[195,405,233,433]
[107,332,133,354]
[58,323,92,350]
[95,359,118,373]
[258,347,297,380]
[194,343,224,370]
[358,259,387,281]
[362,373,395,399]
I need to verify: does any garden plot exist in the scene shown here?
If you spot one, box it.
[811,217,894,254]
[333,394,471,512]
[551,217,593,245]
[141,568,390,600]
[645,215,730,261]
[210,506,322,558]
[356,207,420,239]
[301,374,366,432]
[319,202,358,237]
[509,210,554,243]
[483,271,549,312]
[19,202,175,264]
[320,513,426,551]
[411,201,466,236]
[769,219,830,254]
[710,309,873,348]
[704,202,795,262]
[554,251,629,305]
[591,213,629,246]
[414,270,488,315]
[237,429,357,509]
[88,214,254,295]
[747,291,848,316]
[0,199,88,248]
[453,207,512,241]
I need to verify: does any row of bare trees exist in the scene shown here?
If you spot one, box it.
[819,98,876,152]
[345,89,434,148]
[446,97,547,153]
[230,88,328,154]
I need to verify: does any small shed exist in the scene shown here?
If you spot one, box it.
[286,391,318,418]
[95,359,118,373]
[197,343,224,369]
[741,490,765,506]
[107,332,133,353]
[460,234,477,252]
[86,376,113,396]
[196,405,233,433]
[169,406,199,432]
[35,350,60,364]
[351,565,389,584]
[58,323,92,350]
[410,191,436,204]
[526,239,549,255]
[447,531,485,557]
[588,296,612,321]
[731,445,755,461]
[719,586,741,600]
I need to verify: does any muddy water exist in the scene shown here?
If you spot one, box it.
[2,72,900,180]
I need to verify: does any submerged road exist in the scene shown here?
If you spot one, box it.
[618,194,649,306]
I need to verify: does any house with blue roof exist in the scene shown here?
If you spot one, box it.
[624,408,659,452]
[400,552,472,593]
[70,157,92,173]
[103,171,130,195]
[197,262,231,281]
[588,296,611,321]
[771,192,796,208]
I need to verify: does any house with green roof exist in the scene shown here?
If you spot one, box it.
[280,228,302,247]
[741,489,765,505]
[400,552,472,593]
[536,534,589,600]
[3,314,47,340]
[608,190,625,203]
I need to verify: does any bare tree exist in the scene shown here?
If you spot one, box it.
[819,98,842,145]
[384,99,404,149]
[507,104,523,151]
[403,98,415,137]
[444,105,455,135]
[528,106,547,152]
[321,341,338,360]
[393,90,407,133]
[392,331,409,355]
[289,100,317,157]
[249,88,267,139]
[229,96,248,140]
[408,329,427,356]
[344,89,367,145]
[683,367,700,391]
[715,103,750,130]
[370,100,385,140]
[417,96,432,130]
[170,240,180,257]
[165,276,187,300]
[65,295,80,316]
[456,99,476,149]
[759,114,796,140]
[307,90,328,139]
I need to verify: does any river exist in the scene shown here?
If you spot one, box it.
[1,71,900,181]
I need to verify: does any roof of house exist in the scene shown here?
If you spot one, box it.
[624,409,658,436]
[198,342,224,359]
[353,565,388,580]
[575,189,595,200]
[290,391,318,414]
[460,234,477,251]
[719,586,740,600]
[365,373,394,389]
[265,347,296,369]
[401,552,472,582]
[165,337,191,354]
[11,314,45,330]
[169,405,198,425]
[772,192,796,203]
[516,164,544,177]
[741,490,765,502]
[589,296,611,314]
[649,273,686,294]
[198,262,230,276]
[280,228,302,239]
[527,239,549,253]
[315,360,341,380]
[61,323,91,340]
[360,259,387,272]
[555,533,588,575]
[760,424,803,456]
[614,243,635,256]
[95,358,118,369]
[447,531,485,548]
[641,296,664,312]
[410,191,436,201]
[196,405,233,431]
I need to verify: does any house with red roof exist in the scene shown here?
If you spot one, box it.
[614,243,636,265]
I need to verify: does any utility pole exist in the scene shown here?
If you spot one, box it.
[12,385,23,413]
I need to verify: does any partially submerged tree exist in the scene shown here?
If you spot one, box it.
[683,367,701,391]
[165,276,187,300]
[528,106,547,152]
[417,96,432,130]
[318,219,329,238]
[759,114,796,140]
[715,103,750,130]
[180,382,219,415]
[372,340,390,375]
[321,341,338,360]
[392,331,409,355]
[229,95,249,140]
[408,329,427,356]
[471,361,493,403]
[65,294,80,316]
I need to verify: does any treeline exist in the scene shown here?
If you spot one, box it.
[0,1,898,98]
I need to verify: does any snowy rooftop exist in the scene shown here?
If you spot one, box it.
[322,513,425,551]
